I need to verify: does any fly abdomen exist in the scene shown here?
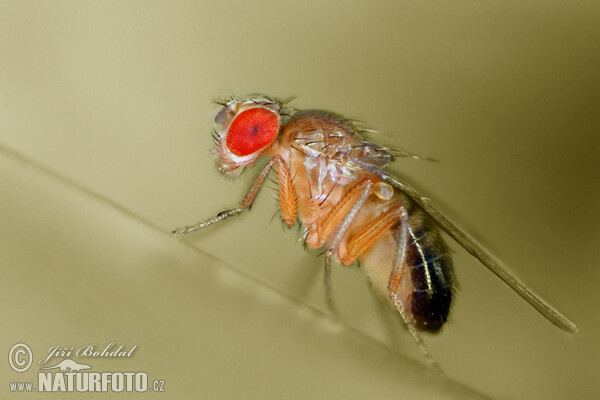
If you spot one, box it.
[406,220,454,331]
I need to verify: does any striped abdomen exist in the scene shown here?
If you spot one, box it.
[404,212,454,331]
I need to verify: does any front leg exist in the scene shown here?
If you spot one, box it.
[172,157,280,234]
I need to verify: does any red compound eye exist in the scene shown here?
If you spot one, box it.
[225,107,280,156]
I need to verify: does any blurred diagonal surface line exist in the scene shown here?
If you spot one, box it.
[0,141,492,399]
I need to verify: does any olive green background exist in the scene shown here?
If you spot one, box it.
[1,1,598,399]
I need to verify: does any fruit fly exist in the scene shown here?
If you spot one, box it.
[173,95,577,369]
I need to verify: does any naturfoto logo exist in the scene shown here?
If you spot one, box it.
[8,342,165,393]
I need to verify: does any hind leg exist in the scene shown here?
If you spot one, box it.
[387,212,441,372]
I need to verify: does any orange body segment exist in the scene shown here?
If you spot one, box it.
[316,179,373,247]
[340,206,405,266]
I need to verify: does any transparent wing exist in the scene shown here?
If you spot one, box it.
[377,171,578,333]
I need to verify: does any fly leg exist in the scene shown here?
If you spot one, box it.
[335,202,441,371]
[387,211,442,372]
[318,180,374,315]
[323,256,336,316]
[274,156,298,227]
[173,156,296,234]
